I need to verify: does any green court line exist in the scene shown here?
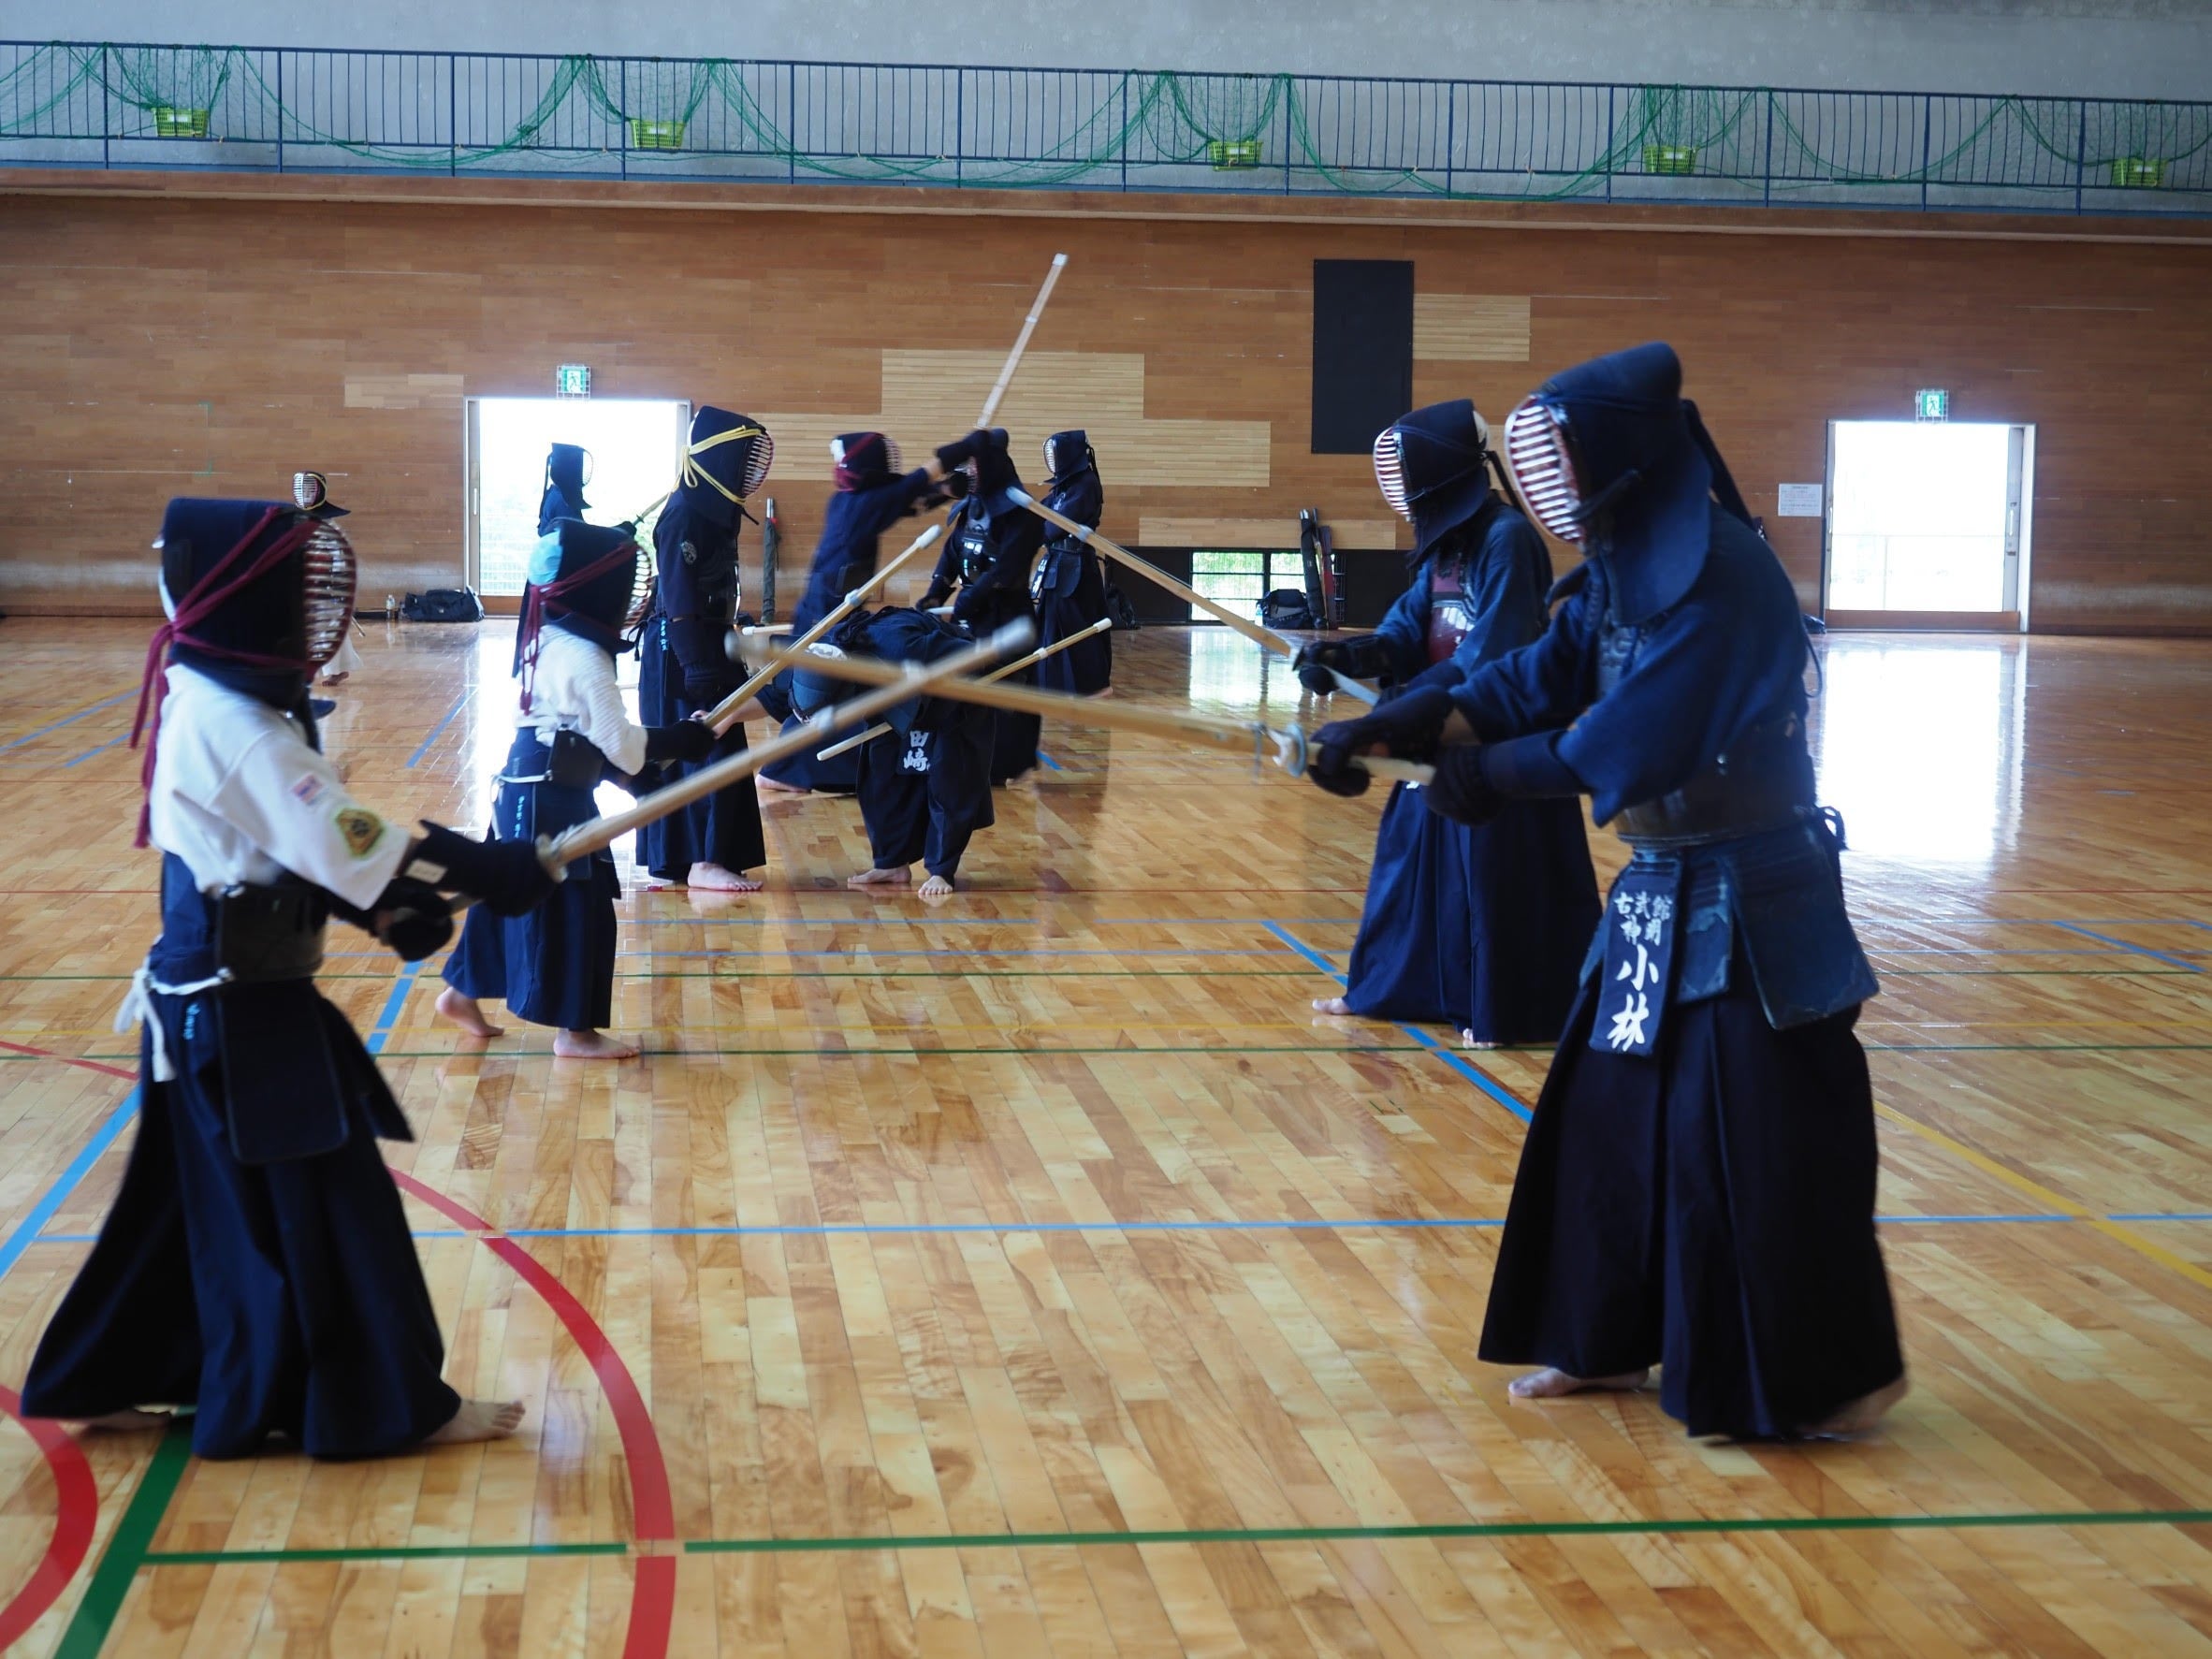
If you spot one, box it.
[53,1418,193,1659]
[124,1506,2212,1567]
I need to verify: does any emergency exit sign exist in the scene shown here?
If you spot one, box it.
[1914,387,1949,420]
[555,364,590,398]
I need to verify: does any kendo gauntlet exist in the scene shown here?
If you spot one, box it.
[1307,686,1456,799]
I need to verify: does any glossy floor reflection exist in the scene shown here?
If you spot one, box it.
[0,619,2207,1657]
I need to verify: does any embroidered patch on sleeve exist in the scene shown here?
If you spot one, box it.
[289,774,327,808]
[334,807,387,859]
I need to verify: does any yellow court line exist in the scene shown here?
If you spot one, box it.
[1874,1102,2212,1295]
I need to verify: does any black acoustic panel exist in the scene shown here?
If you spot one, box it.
[1311,259,1414,455]
[1338,549,1407,629]
[1115,548,1198,624]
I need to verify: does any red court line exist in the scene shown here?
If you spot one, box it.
[389,1171,677,1659]
[0,1042,136,1080]
[0,1389,99,1646]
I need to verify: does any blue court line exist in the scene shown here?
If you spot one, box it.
[0,691,136,755]
[2044,922,2205,974]
[62,732,129,769]
[1034,749,1064,772]
[0,1091,140,1280]
[368,959,425,1050]
[1263,921,1535,1125]
[404,691,472,770]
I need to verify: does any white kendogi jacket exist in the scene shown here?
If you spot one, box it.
[130,662,414,1075]
[151,662,409,909]
[519,628,648,777]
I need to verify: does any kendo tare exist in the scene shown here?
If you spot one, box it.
[1293,400,1598,1047]
[829,607,997,899]
[1308,344,1906,1441]
[756,431,956,796]
[438,521,717,1060]
[636,407,775,891]
[920,428,1044,785]
[22,498,555,1458]
[1031,429,1113,696]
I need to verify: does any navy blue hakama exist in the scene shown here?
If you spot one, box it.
[1477,939,1905,1439]
[22,993,459,1459]
[636,618,766,880]
[443,734,618,1032]
[1343,785,1599,1043]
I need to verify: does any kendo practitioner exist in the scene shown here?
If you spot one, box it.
[920,429,1044,785]
[437,521,717,1059]
[21,498,556,1458]
[756,432,956,795]
[1307,344,1905,1441]
[636,407,775,891]
[537,443,591,534]
[1296,401,1597,1046]
[1030,430,1113,696]
[294,472,360,710]
[828,607,997,899]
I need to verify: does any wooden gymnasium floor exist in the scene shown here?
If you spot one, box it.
[0,617,2207,1657]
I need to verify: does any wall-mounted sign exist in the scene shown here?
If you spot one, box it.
[1777,483,1824,517]
[555,364,590,398]
[1914,387,1949,421]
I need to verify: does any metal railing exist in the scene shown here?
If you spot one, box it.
[3,41,2207,217]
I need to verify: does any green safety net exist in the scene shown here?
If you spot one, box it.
[2,44,2205,198]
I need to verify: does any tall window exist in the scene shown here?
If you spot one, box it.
[1189,549,1305,613]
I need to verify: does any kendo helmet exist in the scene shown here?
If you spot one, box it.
[156,498,357,672]
[830,431,900,492]
[545,443,592,507]
[1042,429,1094,483]
[1372,400,1496,559]
[680,407,775,525]
[293,471,348,520]
[1501,342,1719,623]
[516,519,644,708]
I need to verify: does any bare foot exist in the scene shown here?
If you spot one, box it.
[320,671,351,685]
[74,1407,170,1432]
[554,1029,641,1060]
[1088,686,1115,700]
[1313,996,1353,1015]
[688,863,764,893]
[756,775,808,794]
[849,866,911,889]
[1809,1375,1909,1438]
[1508,1366,1651,1400]
[917,873,955,899]
[423,1398,526,1445]
[1461,1030,1501,1050]
[435,987,503,1039]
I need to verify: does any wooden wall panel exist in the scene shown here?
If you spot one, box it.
[1,193,2208,632]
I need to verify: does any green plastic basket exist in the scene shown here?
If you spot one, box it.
[152,106,210,139]
[1207,138,1261,170]
[2110,156,2165,189]
[629,119,687,152]
[1642,144,1698,176]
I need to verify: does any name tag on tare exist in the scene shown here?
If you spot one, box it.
[1591,861,1682,1058]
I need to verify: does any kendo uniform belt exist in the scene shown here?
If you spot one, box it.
[1614,714,1816,848]
[121,876,329,1084]
[500,729,604,791]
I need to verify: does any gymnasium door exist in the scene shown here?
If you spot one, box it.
[1822,420,2033,631]
[465,399,689,612]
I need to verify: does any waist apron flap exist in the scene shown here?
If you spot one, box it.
[1717,818,1879,1029]
[499,752,618,889]
[1588,855,1682,1058]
